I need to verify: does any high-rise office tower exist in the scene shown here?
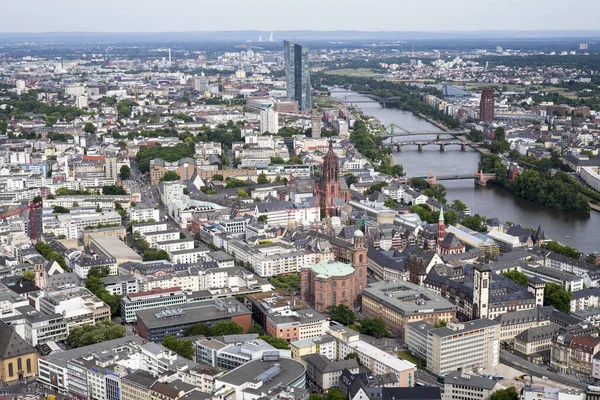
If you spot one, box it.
[284,40,312,110]
[479,88,495,122]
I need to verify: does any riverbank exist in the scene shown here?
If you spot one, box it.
[330,87,600,254]
[590,203,600,213]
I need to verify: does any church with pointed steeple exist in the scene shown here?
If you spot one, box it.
[321,139,340,208]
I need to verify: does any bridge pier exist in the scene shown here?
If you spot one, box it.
[418,144,423,152]
[461,143,466,151]
[439,144,445,152]
[396,144,402,152]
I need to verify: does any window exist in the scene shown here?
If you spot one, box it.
[8,363,13,377]
[26,359,32,373]
[17,358,22,372]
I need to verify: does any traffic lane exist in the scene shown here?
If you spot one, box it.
[500,349,586,390]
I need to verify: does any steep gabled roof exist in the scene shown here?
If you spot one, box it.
[0,321,36,360]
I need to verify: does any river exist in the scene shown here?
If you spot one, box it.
[330,88,600,255]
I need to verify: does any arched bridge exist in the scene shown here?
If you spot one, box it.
[389,141,468,152]
[406,170,497,186]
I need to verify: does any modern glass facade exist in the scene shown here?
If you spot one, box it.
[284,40,311,110]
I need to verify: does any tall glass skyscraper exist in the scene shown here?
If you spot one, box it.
[284,40,312,110]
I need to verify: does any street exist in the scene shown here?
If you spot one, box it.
[500,349,587,390]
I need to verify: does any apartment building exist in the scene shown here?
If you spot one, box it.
[330,325,416,387]
[2,305,68,346]
[289,336,337,364]
[101,275,140,296]
[405,319,500,377]
[304,354,359,391]
[442,371,497,400]
[170,248,209,264]
[129,207,161,223]
[551,334,600,376]
[120,287,186,323]
[43,211,122,239]
[265,308,329,342]
[142,230,181,246]
[132,222,169,236]
[195,334,291,370]
[156,239,195,253]
[38,286,111,332]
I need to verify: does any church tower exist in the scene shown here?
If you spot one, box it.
[472,264,491,319]
[321,139,340,208]
[352,229,367,296]
[437,207,445,250]
[35,263,46,289]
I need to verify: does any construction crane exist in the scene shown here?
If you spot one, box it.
[1,202,41,240]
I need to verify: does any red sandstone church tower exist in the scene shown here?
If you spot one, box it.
[321,139,340,208]
[479,88,495,122]
[352,229,368,295]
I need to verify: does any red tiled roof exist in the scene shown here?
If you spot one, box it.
[83,155,106,162]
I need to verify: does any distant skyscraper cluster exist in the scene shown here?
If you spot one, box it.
[284,40,311,111]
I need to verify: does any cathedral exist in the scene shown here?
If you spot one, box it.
[320,139,350,209]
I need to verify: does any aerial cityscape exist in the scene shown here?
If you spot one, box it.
[1,3,600,400]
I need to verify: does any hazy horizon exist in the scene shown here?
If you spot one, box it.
[3,0,600,33]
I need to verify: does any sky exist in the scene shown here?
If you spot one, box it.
[2,0,600,32]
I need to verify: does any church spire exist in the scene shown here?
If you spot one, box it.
[439,206,444,222]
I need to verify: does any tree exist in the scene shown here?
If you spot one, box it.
[310,395,323,400]
[88,265,111,279]
[212,174,224,181]
[423,184,447,204]
[102,185,127,195]
[33,196,43,205]
[66,321,126,348]
[490,387,519,400]
[365,182,388,195]
[452,199,468,212]
[120,165,131,180]
[326,388,347,400]
[544,241,580,260]
[83,122,97,134]
[248,324,266,335]
[237,189,249,198]
[384,197,396,208]
[210,321,244,336]
[259,336,290,349]
[410,177,429,191]
[460,214,488,232]
[45,116,57,127]
[53,205,70,214]
[185,323,212,337]
[434,319,448,328]
[544,282,572,313]
[257,172,269,184]
[21,270,35,284]
[257,215,268,224]
[161,171,180,182]
[344,352,362,366]
[345,174,357,187]
[359,317,389,338]
[326,304,356,325]
[143,249,170,261]
[162,335,194,360]
[503,270,528,287]
[444,209,459,226]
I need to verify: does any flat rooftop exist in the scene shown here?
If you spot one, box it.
[217,358,305,395]
[303,260,355,278]
[136,299,250,329]
[90,234,142,261]
[362,281,456,315]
